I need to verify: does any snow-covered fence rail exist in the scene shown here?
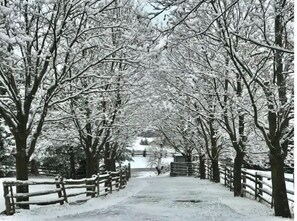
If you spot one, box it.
[217,165,294,209]
[3,178,66,215]
[241,170,294,207]
[2,167,130,215]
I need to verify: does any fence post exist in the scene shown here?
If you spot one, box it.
[224,166,227,186]
[128,163,131,180]
[9,185,15,214]
[92,177,96,198]
[258,175,263,202]
[115,173,119,191]
[60,177,68,203]
[109,172,112,194]
[105,175,109,194]
[123,168,127,185]
[3,184,11,215]
[255,172,258,200]
[207,161,211,180]
[55,176,64,205]
[242,172,246,197]
[229,168,232,191]
[96,173,100,197]
[125,166,129,181]
[119,170,123,189]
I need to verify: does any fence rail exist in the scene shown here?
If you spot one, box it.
[220,165,294,208]
[170,162,199,177]
[2,165,130,215]
[170,161,294,210]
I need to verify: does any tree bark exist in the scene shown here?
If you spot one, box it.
[30,159,39,176]
[104,142,116,172]
[211,159,220,183]
[85,152,97,197]
[233,151,244,196]
[185,154,193,176]
[270,150,291,217]
[15,138,29,209]
[105,158,116,172]
[199,154,206,179]
[269,3,291,217]
[69,147,76,179]
[86,152,97,178]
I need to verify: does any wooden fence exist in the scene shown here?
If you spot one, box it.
[2,167,130,215]
[219,166,294,208]
[170,162,199,177]
[170,161,294,209]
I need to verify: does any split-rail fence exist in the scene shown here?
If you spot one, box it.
[2,165,131,215]
[170,161,294,209]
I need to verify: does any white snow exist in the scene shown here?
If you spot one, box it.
[127,136,174,169]
[130,156,149,168]
[0,173,291,221]
[129,137,156,151]
[0,6,13,15]
[129,156,173,169]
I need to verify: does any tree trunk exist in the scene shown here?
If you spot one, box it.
[86,152,96,178]
[104,142,116,172]
[270,152,291,218]
[69,148,76,179]
[15,141,29,209]
[269,3,291,218]
[30,159,39,175]
[185,154,193,176]
[86,152,97,197]
[199,154,206,179]
[211,159,220,183]
[105,158,116,172]
[233,151,244,196]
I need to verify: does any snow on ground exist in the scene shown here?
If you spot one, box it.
[129,156,173,169]
[0,172,292,221]
[0,176,58,213]
[129,156,148,168]
[129,137,156,151]
[127,136,174,169]
[241,169,294,213]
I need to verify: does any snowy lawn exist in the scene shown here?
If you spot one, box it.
[0,173,292,221]
[130,137,156,151]
[129,156,173,169]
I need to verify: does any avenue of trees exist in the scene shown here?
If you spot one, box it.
[0,0,156,207]
[0,0,293,218]
[147,0,294,218]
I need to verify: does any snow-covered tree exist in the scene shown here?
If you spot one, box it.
[149,0,293,217]
[0,0,140,204]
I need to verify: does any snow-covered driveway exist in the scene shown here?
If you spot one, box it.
[0,174,290,221]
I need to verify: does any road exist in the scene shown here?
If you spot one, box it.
[0,172,286,221]
[56,174,282,221]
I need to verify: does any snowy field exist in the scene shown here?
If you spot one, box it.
[127,136,174,169]
[0,172,292,221]
[129,156,173,169]
[129,137,156,151]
